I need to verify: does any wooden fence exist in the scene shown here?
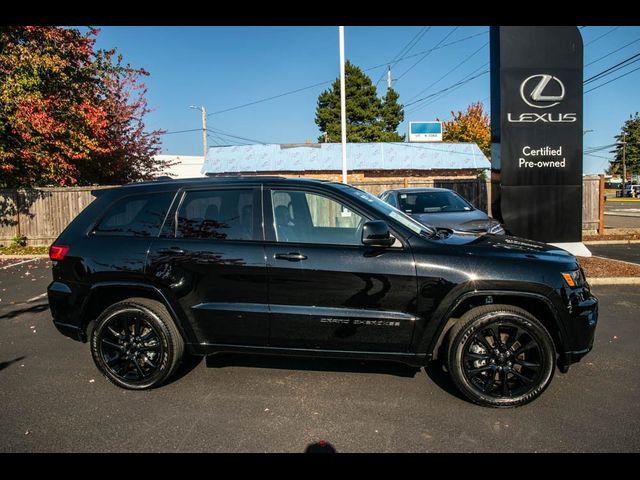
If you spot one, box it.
[582,176,602,233]
[0,177,602,246]
[0,186,113,246]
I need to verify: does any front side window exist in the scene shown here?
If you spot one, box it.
[94,191,174,237]
[271,190,365,245]
[176,189,254,240]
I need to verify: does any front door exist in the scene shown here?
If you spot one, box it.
[264,186,418,352]
[147,186,268,346]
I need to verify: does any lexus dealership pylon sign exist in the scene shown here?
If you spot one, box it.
[490,26,583,244]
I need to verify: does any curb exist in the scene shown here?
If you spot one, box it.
[587,277,640,285]
[0,254,49,259]
[584,240,640,245]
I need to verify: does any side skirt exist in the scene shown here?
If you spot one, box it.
[186,342,429,367]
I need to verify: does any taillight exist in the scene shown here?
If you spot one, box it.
[49,245,70,261]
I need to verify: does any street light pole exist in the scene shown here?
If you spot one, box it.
[190,105,207,162]
[339,26,347,184]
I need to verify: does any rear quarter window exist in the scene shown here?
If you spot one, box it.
[93,191,175,237]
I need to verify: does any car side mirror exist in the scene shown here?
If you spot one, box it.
[361,220,395,247]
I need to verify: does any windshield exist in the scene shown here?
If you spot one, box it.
[334,184,436,237]
[397,190,473,214]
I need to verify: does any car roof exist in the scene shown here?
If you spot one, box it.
[386,187,455,194]
[96,175,336,195]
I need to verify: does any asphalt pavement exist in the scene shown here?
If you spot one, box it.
[0,258,638,452]
[604,200,640,229]
[588,244,640,265]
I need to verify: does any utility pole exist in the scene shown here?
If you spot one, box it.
[387,66,392,90]
[190,105,207,162]
[623,132,627,184]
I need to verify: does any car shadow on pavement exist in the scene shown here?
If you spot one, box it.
[424,359,469,403]
[164,354,205,386]
[0,356,26,372]
[0,302,49,320]
[205,353,420,378]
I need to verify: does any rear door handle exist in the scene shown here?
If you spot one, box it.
[158,247,186,255]
[274,252,307,261]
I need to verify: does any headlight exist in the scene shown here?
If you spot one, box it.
[488,220,505,235]
[562,269,584,288]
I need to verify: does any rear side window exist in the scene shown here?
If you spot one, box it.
[94,191,175,237]
[176,189,255,241]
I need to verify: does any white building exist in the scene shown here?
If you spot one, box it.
[154,155,206,179]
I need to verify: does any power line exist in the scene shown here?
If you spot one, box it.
[161,128,201,135]
[405,69,489,113]
[583,51,640,84]
[206,80,330,117]
[407,63,489,113]
[584,26,621,46]
[585,36,640,68]
[584,143,617,153]
[584,152,613,160]
[207,127,267,145]
[374,27,431,87]
[407,41,488,102]
[405,62,489,114]
[205,29,488,119]
[406,70,489,116]
[369,30,487,72]
[395,26,460,82]
[585,63,640,93]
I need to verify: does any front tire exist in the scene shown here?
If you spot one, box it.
[90,297,184,389]
[447,305,556,408]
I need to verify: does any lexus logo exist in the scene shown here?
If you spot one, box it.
[520,74,565,109]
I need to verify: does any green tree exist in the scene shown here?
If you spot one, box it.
[0,26,166,187]
[380,88,405,142]
[315,61,405,142]
[439,101,491,158]
[609,113,640,180]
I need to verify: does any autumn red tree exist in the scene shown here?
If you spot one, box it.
[439,101,491,158]
[0,26,167,187]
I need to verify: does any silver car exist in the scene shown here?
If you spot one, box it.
[379,187,505,235]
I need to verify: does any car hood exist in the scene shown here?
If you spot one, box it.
[411,209,493,232]
[433,231,576,263]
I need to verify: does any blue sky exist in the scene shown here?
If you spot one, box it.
[89,26,640,175]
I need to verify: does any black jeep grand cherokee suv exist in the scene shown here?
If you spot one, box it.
[48,177,597,407]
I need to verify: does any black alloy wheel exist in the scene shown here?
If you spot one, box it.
[447,304,556,408]
[90,298,184,389]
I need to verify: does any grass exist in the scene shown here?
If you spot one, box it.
[0,245,49,255]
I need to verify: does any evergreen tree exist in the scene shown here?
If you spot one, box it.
[609,113,640,179]
[380,88,405,142]
[315,61,405,142]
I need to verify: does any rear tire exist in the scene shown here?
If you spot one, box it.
[447,304,556,408]
[90,297,184,389]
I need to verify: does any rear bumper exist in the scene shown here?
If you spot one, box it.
[48,281,86,342]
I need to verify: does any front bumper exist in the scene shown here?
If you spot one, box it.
[559,288,598,366]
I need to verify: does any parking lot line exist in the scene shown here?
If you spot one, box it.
[0,258,42,270]
[26,292,48,303]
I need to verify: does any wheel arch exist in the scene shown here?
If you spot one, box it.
[78,281,194,344]
[428,290,566,361]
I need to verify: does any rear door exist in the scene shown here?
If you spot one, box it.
[147,185,269,346]
[264,185,418,352]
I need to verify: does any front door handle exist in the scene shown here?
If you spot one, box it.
[274,252,307,261]
[158,247,186,255]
